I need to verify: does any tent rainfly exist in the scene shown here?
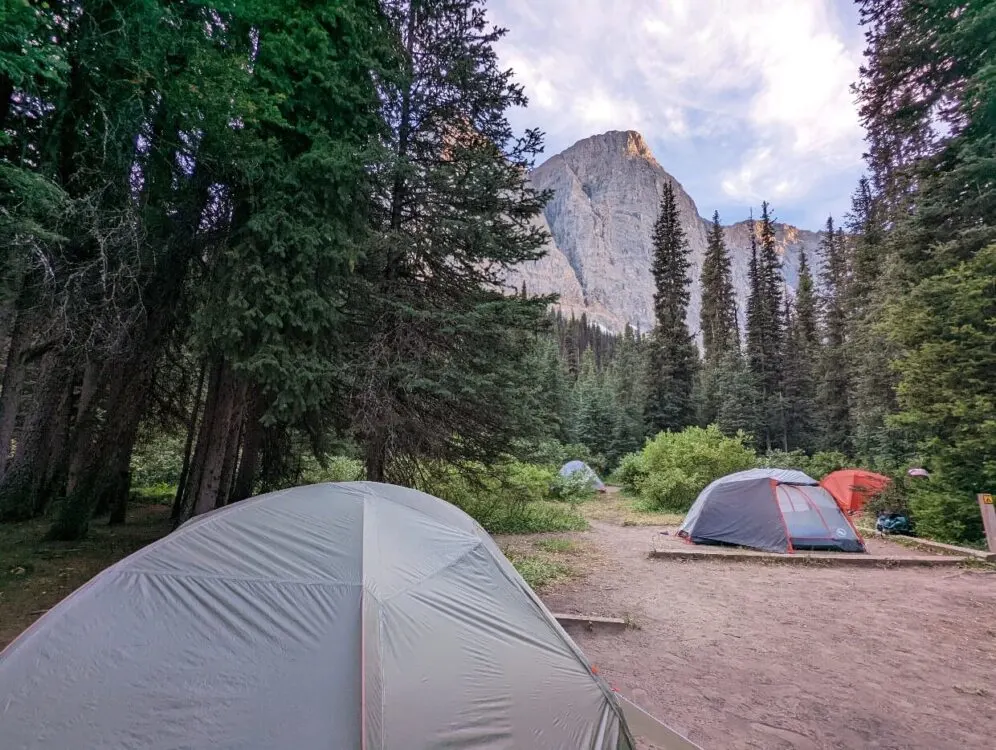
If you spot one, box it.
[559,460,606,491]
[0,482,635,749]
[821,469,891,515]
[678,469,866,554]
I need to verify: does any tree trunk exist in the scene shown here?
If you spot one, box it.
[65,358,104,496]
[49,359,153,539]
[187,362,249,517]
[0,350,72,520]
[0,302,32,477]
[216,399,245,509]
[364,430,387,483]
[172,362,207,520]
[230,388,265,503]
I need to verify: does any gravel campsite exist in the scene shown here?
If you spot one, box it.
[502,495,996,750]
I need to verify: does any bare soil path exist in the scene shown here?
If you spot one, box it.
[539,504,996,750]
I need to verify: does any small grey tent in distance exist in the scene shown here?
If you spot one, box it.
[560,459,607,492]
[0,482,635,749]
[678,468,866,554]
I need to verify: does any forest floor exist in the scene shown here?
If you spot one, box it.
[0,500,173,649]
[519,491,996,750]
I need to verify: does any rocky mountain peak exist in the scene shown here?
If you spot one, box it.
[507,132,824,335]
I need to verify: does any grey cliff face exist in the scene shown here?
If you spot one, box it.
[508,130,824,334]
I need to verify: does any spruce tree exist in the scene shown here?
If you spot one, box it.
[644,180,697,434]
[816,217,853,452]
[700,210,740,362]
[745,203,785,448]
[607,324,647,465]
[348,0,552,482]
[715,350,762,444]
[781,251,819,451]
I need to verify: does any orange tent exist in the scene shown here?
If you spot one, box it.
[821,469,891,514]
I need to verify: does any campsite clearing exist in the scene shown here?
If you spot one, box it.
[532,502,996,750]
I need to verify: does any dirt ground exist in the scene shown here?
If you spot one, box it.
[533,510,996,750]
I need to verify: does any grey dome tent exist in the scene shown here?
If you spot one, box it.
[0,482,635,749]
[559,460,606,491]
[678,469,865,553]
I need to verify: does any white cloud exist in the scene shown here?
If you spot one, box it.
[490,0,865,220]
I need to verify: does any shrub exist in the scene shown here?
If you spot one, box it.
[757,449,851,479]
[130,431,185,488]
[907,480,984,546]
[610,451,648,494]
[509,439,607,477]
[418,460,587,535]
[300,455,365,484]
[633,426,756,511]
[548,471,597,503]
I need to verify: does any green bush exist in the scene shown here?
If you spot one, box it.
[509,439,607,477]
[131,482,177,505]
[610,451,648,494]
[422,461,588,535]
[130,432,185,488]
[756,449,851,479]
[631,426,757,512]
[548,471,597,503]
[908,480,984,546]
[300,455,365,484]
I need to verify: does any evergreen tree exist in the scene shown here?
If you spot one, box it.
[781,251,819,451]
[697,210,740,427]
[715,351,762,444]
[348,0,552,482]
[744,203,785,448]
[607,325,647,465]
[700,210,740,362]
[644,181,697,434]
[571,350,613,458]
[816,217,852,452]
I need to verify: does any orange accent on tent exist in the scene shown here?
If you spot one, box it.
[821,469,891,514]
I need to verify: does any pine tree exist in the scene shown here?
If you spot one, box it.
[700,211,740,362]
[744,203,785,448]
[781,251,819,450]
[348,0,552,482]
[816,218,852,452]
[715,351,762,444]
[607,325,647,465]
[644,180,697,434]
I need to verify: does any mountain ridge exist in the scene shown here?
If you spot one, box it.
[507,130,824,334]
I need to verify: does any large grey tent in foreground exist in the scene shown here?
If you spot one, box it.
[0,482,634,749]
[678,469,865,554]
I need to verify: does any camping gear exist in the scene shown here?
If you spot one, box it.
[821,469,891,515]
[908,467,930,478]
[876,511,913,535]
[559,459,606,491]
[0,482,635,750]
[678,468,866,554]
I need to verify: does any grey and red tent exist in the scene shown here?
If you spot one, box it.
[678,469,865,554]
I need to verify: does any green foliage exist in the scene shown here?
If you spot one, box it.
[625,425,757,511]
[421,461,588,535]
[888,245,996,497]
[548,471,597,504]
[130,433,185,489]
[907,480,984,546]
[610,451,648,494]
[756,450,851,480]
[700,211,740,362]
[131,483,177,506]
[300,455,366,485]
[644,180,697,433]
[502,549,572,590]
[509,439,605,477]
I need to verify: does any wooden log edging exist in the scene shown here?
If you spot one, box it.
[855,525,996,561]
[553,613,628,631]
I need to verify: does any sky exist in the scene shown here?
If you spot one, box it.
[489,0,868,229]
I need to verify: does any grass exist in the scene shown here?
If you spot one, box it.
[0,501,173,650]
[502,535,588,590]
[582,489,684,527]
[465,499,589,535]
